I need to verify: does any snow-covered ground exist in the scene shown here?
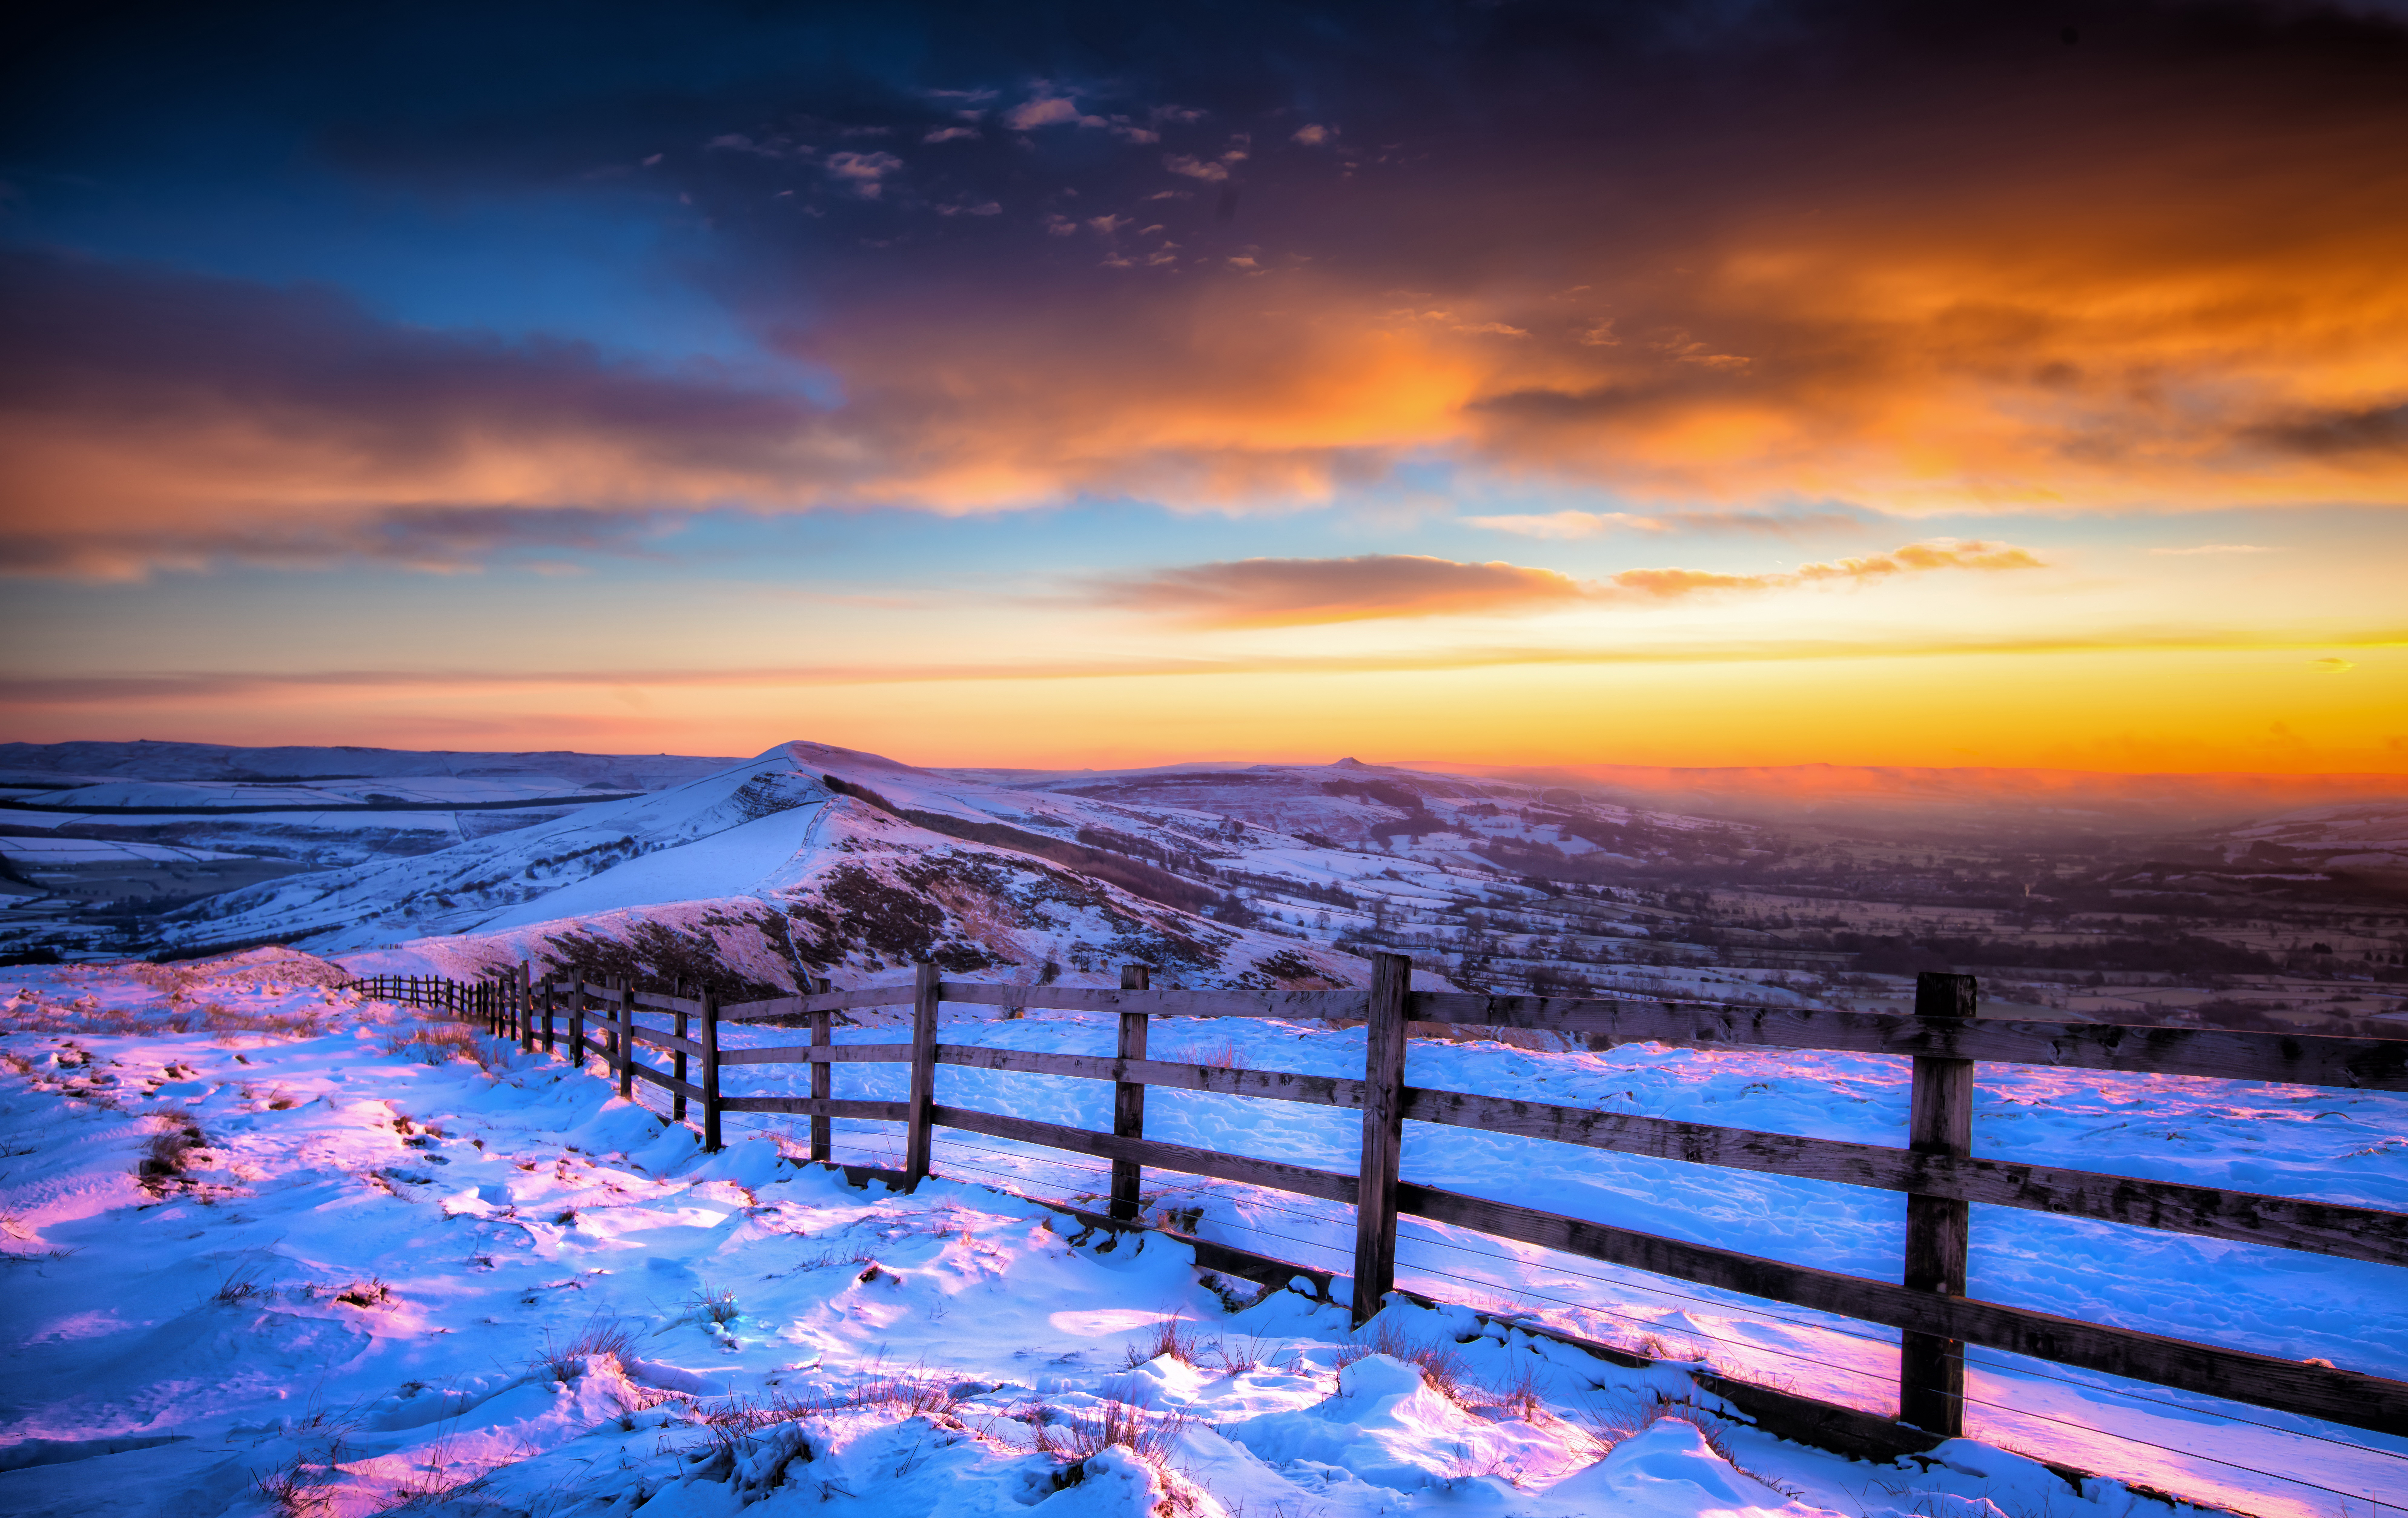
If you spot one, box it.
[1,952,2400,1518]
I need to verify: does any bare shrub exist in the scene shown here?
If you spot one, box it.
[333,1278,394,1309]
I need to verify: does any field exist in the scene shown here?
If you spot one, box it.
[1,950,2399,1518]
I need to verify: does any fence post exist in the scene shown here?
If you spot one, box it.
[541,971,556,1054]
[700,985,721,1153]
[904,962,940,1187]
[616,979,634,1100]
[1111,964,1151,1222]
[672,981,690,1124]
[1901,971,1978,1435]
[519,963,534,1053]
[567,982,585,1073]
[809,976,832,1164]
[1350,951,1413,1328]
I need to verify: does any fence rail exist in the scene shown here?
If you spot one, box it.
[344,959,2408,1454]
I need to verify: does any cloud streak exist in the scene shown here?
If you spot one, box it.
[1090,540,2046,627]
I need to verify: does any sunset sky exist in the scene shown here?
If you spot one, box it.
[4,0,2404,772]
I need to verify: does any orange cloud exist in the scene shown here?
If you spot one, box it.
[1093,539,2044,626]
[8,3,2407,579]
[1089,554,1588,628]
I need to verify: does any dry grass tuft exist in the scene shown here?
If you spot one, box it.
[212,1258,272,1306]
[531,1312,638,1382]
[1122,1311,1198,1369]
[689,1284,740,1325]
[1208,1331,1271,1376]
[1345,1315,1474,1405]
[845,1359,961,1419]
[382,1022,485,1067]
[1051,1387,1193,1490]
[140,1119,204,1181]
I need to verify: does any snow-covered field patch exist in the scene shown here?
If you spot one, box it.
[0,954,2398,1517]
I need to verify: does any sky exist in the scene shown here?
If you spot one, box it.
[2,0,2404,774]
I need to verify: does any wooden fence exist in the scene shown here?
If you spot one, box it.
[346,958,2408,1456]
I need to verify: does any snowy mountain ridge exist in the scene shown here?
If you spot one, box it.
[151,740,1781,999]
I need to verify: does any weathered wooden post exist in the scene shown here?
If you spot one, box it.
[615,978,634,1100]
[808,976,832,1163]
[1351,952,1413,1327]
[519,962,534,1053]
[541,971,556,1054]
[567,980,586,1073]
[904,962,940,1187]
[671,981,690,1124]
[1901,971,1978,1435]
[700,984,722,1153]
[1110,964,1151,1222]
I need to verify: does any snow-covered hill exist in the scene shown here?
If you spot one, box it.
[159,743,1394,993]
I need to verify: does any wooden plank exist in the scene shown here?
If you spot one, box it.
[1407,993,2408,1092]
[1352,953,1411,1327]
[937,981,1371,1021]
[634,989,704,1015]
[1112,965,1150,1222]
[1902,972,1976,1437]
[720,1095,912,1121]
[932,1045,1365,1109]
[1395,1086,2408,1265]
[905,963,940,1186]
[931,1106,1359,1205]
[719,985,918,1022]
[1391,1182,2408,1437]
[715,1042,915,1067]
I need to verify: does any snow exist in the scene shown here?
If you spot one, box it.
[0,837,253,865]
[1,954,2399,1517]
[477,807,829,929]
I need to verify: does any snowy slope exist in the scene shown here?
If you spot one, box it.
[959,755,1764,873]
[0,955,2394,1518]
[160,743,1372,992]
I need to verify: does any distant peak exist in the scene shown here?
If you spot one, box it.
[1331,757,1366,768]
